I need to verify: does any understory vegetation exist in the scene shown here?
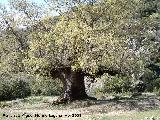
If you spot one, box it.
[0,72,160,101]
[0,73,63,100]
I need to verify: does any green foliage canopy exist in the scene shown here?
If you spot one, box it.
[0,0,160,78]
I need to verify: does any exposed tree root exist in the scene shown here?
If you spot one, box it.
[52,94,97,105]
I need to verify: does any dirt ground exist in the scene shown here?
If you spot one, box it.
[0,93,160,120]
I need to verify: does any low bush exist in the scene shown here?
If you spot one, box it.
[0,73,31,101]
[0,73,63,101]
[101,74,132,93]
[152,78,160,94]
[92,74,133,95]
[29,76,63,96]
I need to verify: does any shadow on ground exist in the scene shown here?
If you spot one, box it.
[0,93,160,115]
[88,93,160,114]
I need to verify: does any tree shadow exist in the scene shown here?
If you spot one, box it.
[94,93,160,112]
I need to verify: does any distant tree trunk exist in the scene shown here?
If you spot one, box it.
[51,68,95,104]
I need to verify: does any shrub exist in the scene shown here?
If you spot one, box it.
[152,78,160,94]
[29,76,63,96]
[98,74,132,94]
[105,78,132,93]
[0,72,64,101]
[0,73,31,101]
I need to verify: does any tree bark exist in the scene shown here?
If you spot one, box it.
[51,68,95,104]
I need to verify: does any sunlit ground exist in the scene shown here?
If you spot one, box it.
[0,93,160,120]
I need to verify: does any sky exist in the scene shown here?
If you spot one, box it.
[0,0,8,4]
[0,0,45,5]
[0,0,60,16]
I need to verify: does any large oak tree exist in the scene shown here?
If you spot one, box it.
[0,0,159,103]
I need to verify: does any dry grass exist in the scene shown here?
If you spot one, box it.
[0,93,160,120]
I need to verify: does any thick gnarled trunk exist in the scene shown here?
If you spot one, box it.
[51,68,90,104]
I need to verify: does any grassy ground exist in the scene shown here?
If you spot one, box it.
[87,109,160,120]
[0,93,160,120]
